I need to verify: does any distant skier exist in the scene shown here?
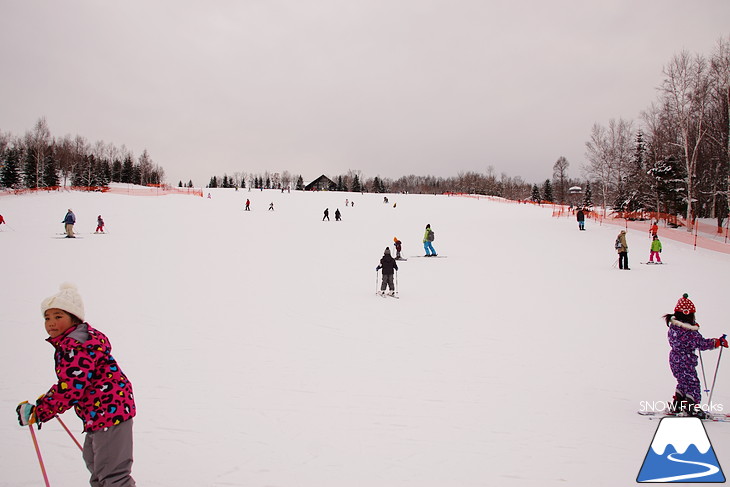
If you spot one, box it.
[62,209,76,238]
[393,237,403,260]
[345,198,349,207]
[245,199,251,211]
[268,202,274,211]
[650,221,658,237]
[375,247,398,296]
[423,224,437,257]
[576,208,585,231]
[95,215,105,233]
[649,234,662,264]
[615,230,628,270]
[0,214,5,226]
[335,208,341,221]
[663,294,727,418]
[323,208,329,221]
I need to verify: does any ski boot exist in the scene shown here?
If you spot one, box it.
[684,395,709,419]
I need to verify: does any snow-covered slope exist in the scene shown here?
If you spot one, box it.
[1,187,729,486]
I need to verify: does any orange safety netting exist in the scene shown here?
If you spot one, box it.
[0,185,203,198]
[552,205,730,254]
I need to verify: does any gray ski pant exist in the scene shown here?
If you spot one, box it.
[381,273,395,291]
[82,419,136,487]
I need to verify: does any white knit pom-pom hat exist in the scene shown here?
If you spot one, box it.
[41,282,85,321]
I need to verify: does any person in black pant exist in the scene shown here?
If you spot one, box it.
[576,208,585,230]
[616,230,629,270]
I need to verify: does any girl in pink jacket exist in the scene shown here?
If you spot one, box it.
[16,283,137,486]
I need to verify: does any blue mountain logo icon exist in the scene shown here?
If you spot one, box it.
[637,417,725,482]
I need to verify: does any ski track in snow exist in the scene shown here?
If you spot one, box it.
[1,187,729,486]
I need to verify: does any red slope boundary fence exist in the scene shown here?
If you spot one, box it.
[0,184,203,198]
[552,205,730,255]
[443,192,730,255]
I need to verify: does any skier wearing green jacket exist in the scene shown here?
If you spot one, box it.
[423,224,437,257]
[649,234,663,264]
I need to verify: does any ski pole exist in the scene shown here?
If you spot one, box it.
[375,269,379,294]
[395,270,399,295]
[707,334,726,408]
[28,425,51,487]
[699,351,710,395]
[611,258,619,268]
[56,416,83,452]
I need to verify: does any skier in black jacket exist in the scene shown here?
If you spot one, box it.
[376,247,398,295]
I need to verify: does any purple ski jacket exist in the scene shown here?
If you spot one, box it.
[667,316,717,402]
[34,323,136,432]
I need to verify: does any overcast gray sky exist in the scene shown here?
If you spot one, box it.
[1,1,728,186]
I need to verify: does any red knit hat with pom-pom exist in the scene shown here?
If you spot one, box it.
[675,293,696,314]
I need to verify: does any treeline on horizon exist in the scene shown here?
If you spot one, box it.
[0,117,165,189]
[203,35,730,224]
[3,36,728,225]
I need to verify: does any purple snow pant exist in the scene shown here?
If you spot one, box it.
[669,351,701,403]
[83,419,136,487]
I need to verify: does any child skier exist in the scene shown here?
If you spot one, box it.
[664,294,727,418]
[16,283,137,486]
[649,234,662,263]
[95,215,105,233]
[375,247,398,295]
[393,237,403,260]
[423,224,437,257]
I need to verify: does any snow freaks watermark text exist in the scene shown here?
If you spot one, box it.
[639,400,724,414]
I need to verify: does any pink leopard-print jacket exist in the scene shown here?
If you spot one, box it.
[35,323,136,432]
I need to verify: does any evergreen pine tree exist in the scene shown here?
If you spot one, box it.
[111,159,123,182]
[531,184,541,202]
[1,147,22,188]
[23,147,39,188]
[583,181,594,207]
[121,156,134,183]
[295,175,304,190]
[542,179,553,202]
[42,152,59,187]
[372,176,381,193]
[351,174,361,193]
[188,180,194,188]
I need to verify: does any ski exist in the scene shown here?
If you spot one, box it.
[641,262,666,265]
[638,410,730,422]
[410,255,447,258]
[52,236,83,239]
[375,292,399,299]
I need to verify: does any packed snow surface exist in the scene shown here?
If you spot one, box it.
[1,187,729,486]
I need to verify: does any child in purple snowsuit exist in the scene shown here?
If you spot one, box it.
[664,294,727,418]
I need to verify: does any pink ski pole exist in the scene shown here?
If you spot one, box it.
[28,424,51,487]
[56,416,83,452]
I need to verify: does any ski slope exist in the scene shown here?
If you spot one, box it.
[1,186,729,486]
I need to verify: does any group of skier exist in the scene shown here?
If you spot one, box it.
[577,210,665,269]
[375,224,437,296]
[60,209,105,238]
